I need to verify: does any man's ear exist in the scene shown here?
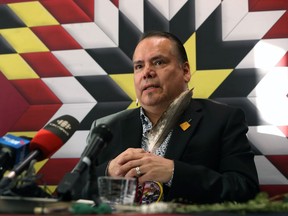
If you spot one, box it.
[182,62,191,83]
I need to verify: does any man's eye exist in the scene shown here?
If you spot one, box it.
[154,60,163,66]
[134,65,142,70]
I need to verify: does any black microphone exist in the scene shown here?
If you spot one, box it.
[73,124,112,173]
[0,135,30,179]
[0,115,79,192]
[57,124,112,201]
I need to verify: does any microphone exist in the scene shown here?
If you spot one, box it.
[57,124,112,201]
[73,124,113,173]
[0,134,30,179]
[0,115,80,191]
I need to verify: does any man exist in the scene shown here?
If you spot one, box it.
[85,31,259,204]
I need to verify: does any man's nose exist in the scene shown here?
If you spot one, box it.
[143,65,156,79]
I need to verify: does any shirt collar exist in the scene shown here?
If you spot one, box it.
[140,107,152,134]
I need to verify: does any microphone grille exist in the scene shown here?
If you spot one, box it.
[93,124,113,143]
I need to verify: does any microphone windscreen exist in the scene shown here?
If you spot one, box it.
[92,124,113,143]
[29,129,63,160]
[29,115,79,160]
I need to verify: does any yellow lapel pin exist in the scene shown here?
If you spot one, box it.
[180,119,192,131]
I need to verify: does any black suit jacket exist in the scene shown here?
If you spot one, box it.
[85,99,259,204]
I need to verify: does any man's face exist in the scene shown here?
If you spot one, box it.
[133,37,191,111]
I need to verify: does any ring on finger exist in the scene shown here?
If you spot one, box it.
[135,166,141,176]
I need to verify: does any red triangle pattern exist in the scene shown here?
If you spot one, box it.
[10,104,61,131]
[110,0,119,8]
[40,0,92,24]
[278,126,288,137]
[10,79,62,105]
[266,155,288,179]
[264,12,288,38]
[37,158,79,185]
[0,72,29,136]
[276,52,288,66]
[8,79,62,131]
[248,0,288,38]
[31,25,82,50]
[249,0,288,11]
[74,0,94,21]
[21,52,72,78]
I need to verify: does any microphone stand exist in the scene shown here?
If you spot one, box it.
[57,124,112,202]
[57,152,96,201]
[56,172,82,201]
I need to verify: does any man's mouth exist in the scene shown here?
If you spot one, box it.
[143,85,159,91]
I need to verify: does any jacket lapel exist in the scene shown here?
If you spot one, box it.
[116,100,203,158]
[165,99,203,160]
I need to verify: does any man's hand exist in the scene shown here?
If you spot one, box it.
[107,148,147,177]
[108,148,174,184]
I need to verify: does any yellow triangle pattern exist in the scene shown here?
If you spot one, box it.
[110,73,135,100]
[184,32,196,73]
[0,28,49,53]
[189,69,233,98]
[0,54,39,80]
[34,159,49,173]
[40,185,57,195]
[8,2,59,27]
[9,131,37,138]
[184,32,232,99]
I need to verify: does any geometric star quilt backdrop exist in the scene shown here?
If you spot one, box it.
[0,0,288,196]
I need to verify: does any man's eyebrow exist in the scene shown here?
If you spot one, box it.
[151,55,165,60]
[134,55,165,63]
[133,60,143,65]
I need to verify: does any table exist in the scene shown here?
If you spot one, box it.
[1,196,288,215]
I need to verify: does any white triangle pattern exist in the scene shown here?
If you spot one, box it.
[221,0,285,41]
